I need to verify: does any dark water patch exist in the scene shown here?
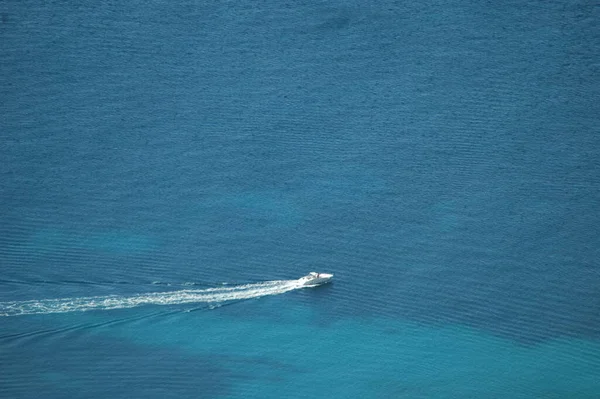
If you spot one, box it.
[0,327,232,399]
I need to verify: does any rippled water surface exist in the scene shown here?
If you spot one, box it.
[2,0,599,397]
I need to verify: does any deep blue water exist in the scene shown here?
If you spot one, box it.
[2,0,600,397]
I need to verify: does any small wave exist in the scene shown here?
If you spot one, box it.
[0,280,304,317]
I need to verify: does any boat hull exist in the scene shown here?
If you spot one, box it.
[298,273,333,286]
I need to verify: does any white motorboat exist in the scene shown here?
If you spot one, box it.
[298,272,333,286]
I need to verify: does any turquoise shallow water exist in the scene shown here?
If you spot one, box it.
[2,0,600,397]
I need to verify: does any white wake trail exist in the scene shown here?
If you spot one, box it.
[0,280,304,316]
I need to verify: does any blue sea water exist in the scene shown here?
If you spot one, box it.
[2,0,599,397]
